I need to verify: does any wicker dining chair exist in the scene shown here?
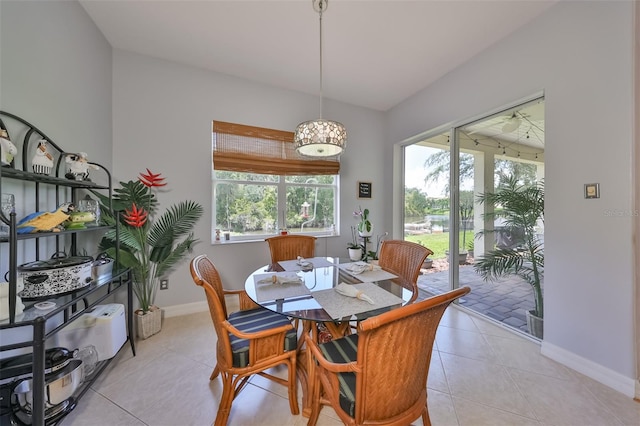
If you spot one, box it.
[306,287,470,426]
[265,234,317,263]
[377,239,434,304]
[189,255,299,426]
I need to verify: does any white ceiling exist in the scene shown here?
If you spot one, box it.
[79,0,557,112]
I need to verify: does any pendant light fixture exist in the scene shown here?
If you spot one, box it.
[294,0,347,157]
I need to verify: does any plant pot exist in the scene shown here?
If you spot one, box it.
[526,309,543,339]
[348,248,362,261]
[135,305,162,339]
[422,259,433,269]
[358,229,373,238]
[445,250,467,265]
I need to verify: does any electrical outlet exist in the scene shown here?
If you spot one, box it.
[160,279,169,290]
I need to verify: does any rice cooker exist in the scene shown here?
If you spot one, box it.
[0,347,81,425]
[17,252,93,300]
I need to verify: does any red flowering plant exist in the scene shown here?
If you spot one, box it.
[95,169,203,313]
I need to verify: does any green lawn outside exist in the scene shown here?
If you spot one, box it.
[405,231,474,259]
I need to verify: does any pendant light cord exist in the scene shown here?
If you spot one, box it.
[318,0,325,119]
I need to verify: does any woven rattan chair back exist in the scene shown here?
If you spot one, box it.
[377,239,434,303]
[190,255,231,348]
[307,287,470,426]
[265,235,317,263]
[190,255,299,425]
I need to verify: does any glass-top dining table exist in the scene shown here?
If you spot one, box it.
[243,256,414,416]
[244,256,413,324]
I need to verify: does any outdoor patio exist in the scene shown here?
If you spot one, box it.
[416,261,537,336]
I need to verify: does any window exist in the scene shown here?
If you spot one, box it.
[212,121,340,242]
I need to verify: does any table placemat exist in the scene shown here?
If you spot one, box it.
[279,257,335,272]
[338,263,398,282]
[311,282,404,320]
[253,273,311,302]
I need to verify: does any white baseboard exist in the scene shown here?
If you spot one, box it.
[162,301,209,318]
[541,341,636,398]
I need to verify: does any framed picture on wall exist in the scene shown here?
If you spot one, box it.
[358,181,372,199]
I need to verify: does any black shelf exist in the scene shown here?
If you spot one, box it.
[0,167,109,190]
[0,225,113,243]
[0,111,133,426]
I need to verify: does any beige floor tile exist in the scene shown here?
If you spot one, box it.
[89,339,171,392]
[436,326,501,364]
[484,334,575,380]
[508,368,624,425]
[426,389,459,426]
[98,350,218,425]
[226,382,301,425]
[438,307,480,332]
[440,352,536,419]
[575,374,640,425]
[62,304,635,426]
[427,349,451,394]
[63,388,145,426]
[468,313,529,340]
[248,363,297,400]
[452,396,540,426]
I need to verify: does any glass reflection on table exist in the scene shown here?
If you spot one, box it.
[244,257,411,322]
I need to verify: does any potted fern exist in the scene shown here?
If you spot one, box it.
[95,169,203,338]
[473,177,544,338]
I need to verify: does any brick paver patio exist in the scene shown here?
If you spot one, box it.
[416,264,538,336]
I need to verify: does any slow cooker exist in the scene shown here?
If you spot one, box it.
[17,253,93,300]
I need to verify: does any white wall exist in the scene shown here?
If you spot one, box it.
[112,50,386,309]
[387,1,636,392]
[0,0,112,271]
[0,0,112,165]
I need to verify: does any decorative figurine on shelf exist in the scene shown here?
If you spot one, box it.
[0,129,17,167]
[31,139,54,175]
[17,202,75,234]
[65,152,99,181]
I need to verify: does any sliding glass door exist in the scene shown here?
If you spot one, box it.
[403,132,451,294]
[403,98,545,338]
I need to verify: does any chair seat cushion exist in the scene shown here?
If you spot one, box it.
[318,334,359,417]
[228,308,297,367]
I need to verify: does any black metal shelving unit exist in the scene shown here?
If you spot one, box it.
[0,111,136,426]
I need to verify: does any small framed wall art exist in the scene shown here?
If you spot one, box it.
[358,181,372,199]
[584,183,600,199]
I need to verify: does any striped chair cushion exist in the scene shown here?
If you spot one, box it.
[318,334,359,417]
[228,308,297,367]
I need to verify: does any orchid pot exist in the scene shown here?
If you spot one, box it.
[348,247,363,261]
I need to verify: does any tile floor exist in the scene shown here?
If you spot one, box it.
[63,304,639,426]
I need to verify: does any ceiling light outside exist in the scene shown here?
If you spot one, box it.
[294,0,347,157]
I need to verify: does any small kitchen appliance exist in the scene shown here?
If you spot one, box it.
[51,304,126,362]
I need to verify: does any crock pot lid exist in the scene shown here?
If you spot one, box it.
[18,256,93,271]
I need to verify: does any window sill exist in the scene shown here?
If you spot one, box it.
[211,233,339,245]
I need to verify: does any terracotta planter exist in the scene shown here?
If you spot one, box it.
[135,305,162,339]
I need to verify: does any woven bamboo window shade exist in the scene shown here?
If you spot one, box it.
[213,121,340,176]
